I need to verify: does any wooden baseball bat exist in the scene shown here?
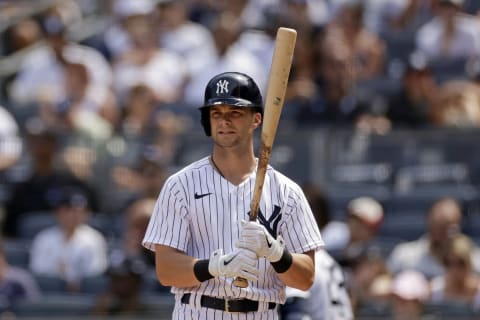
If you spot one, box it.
[233,27,297,288]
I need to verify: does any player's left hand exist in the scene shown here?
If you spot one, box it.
[236,220,285,262]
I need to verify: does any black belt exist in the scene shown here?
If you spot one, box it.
[181,293,276,313]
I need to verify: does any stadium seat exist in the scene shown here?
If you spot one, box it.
[380,29,417,66]
[141,293,175,317]
[142,268,170,294]
[389,185,479,214]
[3,239,30,269]
[429,57,468,84]
[464,213,480,245]
[425,301,478,319]
[356,302,392,319]
[13,294,96,317]
[87,213,114,237]
[326,184,391,220]
[378,210,426,241]
[34,275,68,294]
[79,275,109,294]
[16,212,56,240]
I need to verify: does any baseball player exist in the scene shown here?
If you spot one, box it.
[143,72,324,319]
[281,248,354,320]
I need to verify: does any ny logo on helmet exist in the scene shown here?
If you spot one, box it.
[216,80,229,95]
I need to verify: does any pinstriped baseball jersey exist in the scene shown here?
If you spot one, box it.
[283,249,354,320]
[143,156,324,318]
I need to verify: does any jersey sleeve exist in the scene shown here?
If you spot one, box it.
[142,175,190,252]
[280,185,324,254]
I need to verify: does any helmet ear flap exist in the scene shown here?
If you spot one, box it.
[200,108,211,136]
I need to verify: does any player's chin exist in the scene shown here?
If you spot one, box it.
[214,137,238,148]
[214,132,237,142]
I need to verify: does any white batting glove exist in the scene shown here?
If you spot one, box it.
[236,220,285,262]
[208,248,259,282]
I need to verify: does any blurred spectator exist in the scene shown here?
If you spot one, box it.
[282,249,354,320]
[183,11,268,106]
[300,182,331,230]
[285,30,324,127]
[102,0,157,60]
[430,234,480,312]
[320,197,388,316]
[119,84,158,137]
[237,26,276,81]
[347,247,392,315]
[470,59,480,86]
[47,0,84,27]
[321,1,386,82]
[117,197,156,266]
[118,84,188,155]
[0,240,41,312]
[322,196,384,267]
[155,0,216,76]
[29,186,108,292]
[92,197,156,315]
[104,142,169,214]
[429,79,480,127]
[303,0,386,125]
[281,182,354,320]
[353,108,393,135]
[2,18,42,55]
[387,197,480,279]
[283,0,328,34]
[389,269,430,320]
[8,7,113,110]
[415,0,480,61]
[111,3,188,104]
[386,52,438,128]
[4,118,97,238]
[0,105,22,173]
[39,60,119,143]
[72,0,108,16]
[363,0,434,34]
[112,147,168,194]
[91,255,149,316]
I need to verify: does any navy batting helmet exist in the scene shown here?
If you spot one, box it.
[199,72,263,136]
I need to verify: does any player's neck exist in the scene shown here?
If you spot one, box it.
[210,151,256,186]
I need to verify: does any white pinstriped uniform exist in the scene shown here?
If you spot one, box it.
[284,249,354,320]
[143,156,324,320]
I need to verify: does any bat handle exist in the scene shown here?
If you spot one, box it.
[233,276,249,288]
[233,210,259,288]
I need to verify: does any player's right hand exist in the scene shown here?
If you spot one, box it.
[236,220,286,262]
[208,248,259,282]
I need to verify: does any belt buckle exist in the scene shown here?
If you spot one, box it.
[225,298,242,313]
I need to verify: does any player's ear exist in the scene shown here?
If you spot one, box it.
[253,112,262,129]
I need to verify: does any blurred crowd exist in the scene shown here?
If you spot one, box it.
[0,0,480,318]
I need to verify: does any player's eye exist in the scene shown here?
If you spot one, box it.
[230,111,243,117]
[210,111,221,118]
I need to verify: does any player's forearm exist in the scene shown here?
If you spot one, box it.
[277,251,315,291]
[154,244,201,288]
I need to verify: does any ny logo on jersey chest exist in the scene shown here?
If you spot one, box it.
[216,80,229,95]
[258,205,282,238]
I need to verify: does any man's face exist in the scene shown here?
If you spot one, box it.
[209,105,261,148]
[435,0,461,20]
[55,205,88,234]
[428,200,461,243]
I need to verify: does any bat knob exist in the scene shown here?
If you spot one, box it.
[233,276,249,288]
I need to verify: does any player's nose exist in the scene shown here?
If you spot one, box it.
[218,114,233,125]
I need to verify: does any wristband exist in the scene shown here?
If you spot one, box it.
[270,248,293,273]
[193,259,214,282]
